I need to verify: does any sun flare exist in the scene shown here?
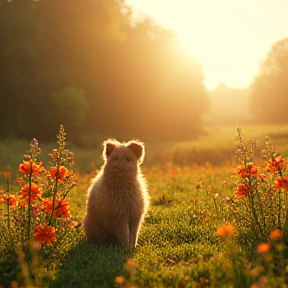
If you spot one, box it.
[127,0,288,90]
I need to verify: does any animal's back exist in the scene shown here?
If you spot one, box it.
[83,139,149,250]
[85,171,148,226]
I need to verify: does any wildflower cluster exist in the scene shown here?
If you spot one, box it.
[217,127,288,253]
[0,126,81,279]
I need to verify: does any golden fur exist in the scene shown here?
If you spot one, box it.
[83,139,149,251]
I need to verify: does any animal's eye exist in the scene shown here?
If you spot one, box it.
[125,158,131,162]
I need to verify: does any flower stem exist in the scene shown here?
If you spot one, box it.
[6,177,10,233]
[27,161,33,241]
[278,190,282,230]
[48,155,61,226]
[250,194,265,240]
[255,185,266,230]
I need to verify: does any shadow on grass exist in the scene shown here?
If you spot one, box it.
[53,240,131,288]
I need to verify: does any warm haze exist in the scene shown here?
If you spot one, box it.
[1,0,287,142]
[126,0,288,90]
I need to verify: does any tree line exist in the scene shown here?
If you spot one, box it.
[250,38,288,124]
[0,0,209,146]
[1,0,287,146]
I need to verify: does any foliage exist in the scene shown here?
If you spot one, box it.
[48,87,89,131]
[0,0,208,144]
[0,126,83,286]
[250,38,288,123]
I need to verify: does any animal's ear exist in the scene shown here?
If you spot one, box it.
[103,139,117,159]
[127,141,145,163]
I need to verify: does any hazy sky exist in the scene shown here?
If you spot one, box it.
[126,0,288,90]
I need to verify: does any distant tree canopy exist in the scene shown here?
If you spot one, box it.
[0,0,209,145]
[250,38,288,123]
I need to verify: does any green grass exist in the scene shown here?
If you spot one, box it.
[1,124,288,177]
[1,124,288,287]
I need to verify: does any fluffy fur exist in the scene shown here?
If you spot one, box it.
[83,139,149,251]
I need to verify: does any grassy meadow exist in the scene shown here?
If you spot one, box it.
[1,124,288,287]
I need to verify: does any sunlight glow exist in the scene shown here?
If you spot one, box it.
[126,0,288,90]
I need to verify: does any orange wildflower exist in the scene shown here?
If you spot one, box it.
[43,198,70,218]
[19,160,43,175]
[19,199,27,207]
[50,166,70,183]
[20,183,42,201]
[275,176,288,190]
[34,225,56,244]
[267,156,286,173]
[54,198,70,218]
[258,173,266,181]
[237,162,257,179]
[257,243,270,254]
[270,229,282,240]
[237,165,248,178]
[216,224,235,237]
[235,183,252,198]
[2,171,11,178]
[0,194,17,207]
[42,198,53,213]
[69,220,80,228]
[115,276,125,285]
[247,162,258,176]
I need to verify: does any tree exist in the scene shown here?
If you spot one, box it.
[250,38,288,123]
[48,87,89,131]
[0,0,209,144]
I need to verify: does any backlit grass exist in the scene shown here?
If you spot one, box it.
[1,124,288,287]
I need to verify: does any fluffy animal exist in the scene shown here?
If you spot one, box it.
[83,139,149,251]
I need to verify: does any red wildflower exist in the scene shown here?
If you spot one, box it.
[50,166,70,183]
[19,160,44,176]
[34,225,56,244]
[275,176,288,190]
[0,194,17,207]
[20,183,42,201]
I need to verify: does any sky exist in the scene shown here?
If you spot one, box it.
[126,0,288,91]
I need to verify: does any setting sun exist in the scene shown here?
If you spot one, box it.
[126,0,288,90]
